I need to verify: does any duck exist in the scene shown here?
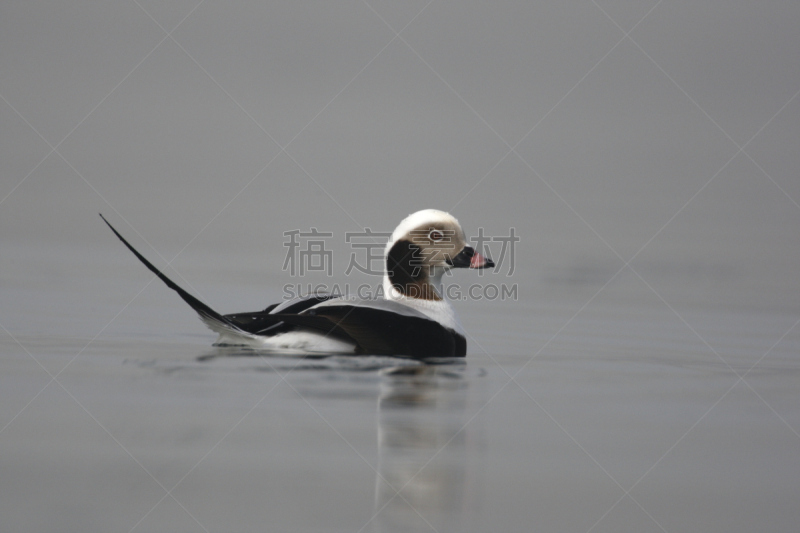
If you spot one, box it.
[100,209,494,357]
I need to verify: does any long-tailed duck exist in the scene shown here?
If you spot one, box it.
[101,209,494,357]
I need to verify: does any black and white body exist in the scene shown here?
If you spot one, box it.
[101,209,494,358]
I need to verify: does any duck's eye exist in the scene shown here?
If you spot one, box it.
[429,230,444,241]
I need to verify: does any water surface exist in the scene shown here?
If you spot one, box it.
[2,250,798,532]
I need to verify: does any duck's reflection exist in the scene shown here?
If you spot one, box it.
[373,364,472,532]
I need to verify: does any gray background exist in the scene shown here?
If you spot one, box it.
[1,1,799,532]
[2,0,799,317]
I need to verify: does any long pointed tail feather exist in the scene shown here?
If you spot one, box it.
[99,214,248,338]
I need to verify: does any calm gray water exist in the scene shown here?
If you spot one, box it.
[2,245,798,533]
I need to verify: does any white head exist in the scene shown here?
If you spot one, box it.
[382,209,493,302]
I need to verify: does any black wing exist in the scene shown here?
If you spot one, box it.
[226,304,465,357]
[305,305,463,357]
[223,293,340,335]
[221,307,354,345]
